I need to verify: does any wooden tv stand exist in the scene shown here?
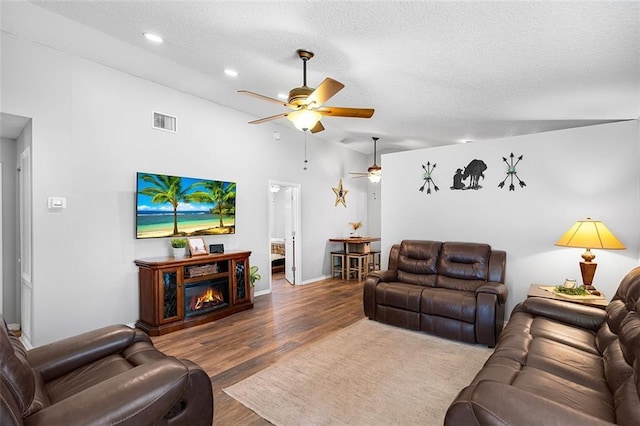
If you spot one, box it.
[134,251,252,336]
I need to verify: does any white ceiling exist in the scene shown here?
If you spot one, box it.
[3,1,639,155]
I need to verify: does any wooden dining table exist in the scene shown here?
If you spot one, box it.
[329,236,381,254]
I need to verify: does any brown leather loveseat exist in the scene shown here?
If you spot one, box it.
[1,316,213,426]
[446,266,640,425]
[363,240,507,347]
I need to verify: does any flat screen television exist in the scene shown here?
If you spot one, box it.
[136,172,236,239]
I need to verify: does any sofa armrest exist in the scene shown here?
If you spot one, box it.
[515,297,606,332]
[363,270,398,318]
[24,358,210,426]
[446,381,614,426]
[367,269,398,282]
[476,281,508,304]
[28,325,148,381]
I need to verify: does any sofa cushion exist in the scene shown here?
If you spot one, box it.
[45,354,133,403]
[396,240,441,286]
[374,281,422,312]
[512,366,615,422]
[436,242,490,292]
[421,287,476,323]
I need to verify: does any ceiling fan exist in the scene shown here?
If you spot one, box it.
[350,137,382,183]
[238,49,375,133]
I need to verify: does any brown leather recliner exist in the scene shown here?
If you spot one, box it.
[363,240,507,347]
[0,316,213,426]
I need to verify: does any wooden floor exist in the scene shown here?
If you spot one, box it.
[152,273,365,425]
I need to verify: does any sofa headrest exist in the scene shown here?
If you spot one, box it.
[398,240,442,275]
[619,267,640,309]
[607,267,640,334]
[0,315,36,417]
[437,242,491,281]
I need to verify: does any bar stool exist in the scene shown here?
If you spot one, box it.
[331,251,346,279]
[347,252,369,281]
[368,250,381,272]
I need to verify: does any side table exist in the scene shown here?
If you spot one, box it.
[527,284,608,309]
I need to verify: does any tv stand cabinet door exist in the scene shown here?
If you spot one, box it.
[138,266,184,327]
[232,258,250,303]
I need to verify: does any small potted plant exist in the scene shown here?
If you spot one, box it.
[170,238,187,258]
[249,265,261,301]
[349,221,363,237]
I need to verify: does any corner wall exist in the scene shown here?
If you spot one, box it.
[381,120,640,316]
[1,32,370,345]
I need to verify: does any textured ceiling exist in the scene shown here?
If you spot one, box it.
[3,1,639,155]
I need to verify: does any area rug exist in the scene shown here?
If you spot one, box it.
[223,319,493,425]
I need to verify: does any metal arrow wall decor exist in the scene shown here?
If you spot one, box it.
[498,153,526,191]
[419,162,439,194]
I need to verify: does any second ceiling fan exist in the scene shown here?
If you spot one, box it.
[238,49,375,133]
[350,137,382,183]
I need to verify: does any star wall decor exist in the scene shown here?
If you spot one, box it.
[332,179,348,207]
[498,152,526,191]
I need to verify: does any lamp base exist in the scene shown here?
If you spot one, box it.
[579,261,597,290]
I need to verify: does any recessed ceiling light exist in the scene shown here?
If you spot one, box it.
[224,69,238,77]
[143,32,164,43]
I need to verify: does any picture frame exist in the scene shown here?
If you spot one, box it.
[188,237,208,256]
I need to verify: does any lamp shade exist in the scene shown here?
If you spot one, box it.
[555,218,625,250]
[287,109,322,131]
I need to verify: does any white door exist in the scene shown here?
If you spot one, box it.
[283,185,302,285]
[19,148,33,346]
[284,187,295,284]
[0,163,3,313]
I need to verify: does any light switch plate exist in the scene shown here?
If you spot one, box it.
[47,197,67,210]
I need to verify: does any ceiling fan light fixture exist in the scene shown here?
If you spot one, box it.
[287,109,322,131]
[368,171,382,183]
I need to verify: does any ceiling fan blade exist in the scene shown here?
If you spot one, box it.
[238,90,291,107]
[306,78,344,107]
[310,121,325,133]
[317,106,375,118]
[248,113,287,124]
[349,172,369,176]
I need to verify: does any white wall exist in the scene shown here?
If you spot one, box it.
[1,32,370,345]
[381,120,640,316]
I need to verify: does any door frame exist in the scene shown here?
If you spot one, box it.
[268,180,302,289]
[0,163,3,312]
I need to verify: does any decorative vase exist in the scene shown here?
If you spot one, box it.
[172,247,185,258]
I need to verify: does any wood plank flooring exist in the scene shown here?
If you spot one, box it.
[152,274,365,425]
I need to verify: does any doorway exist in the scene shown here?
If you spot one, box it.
[268,180,302,289]
[0,112,32,342]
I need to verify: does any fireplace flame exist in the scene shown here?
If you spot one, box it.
[191,287,224,311]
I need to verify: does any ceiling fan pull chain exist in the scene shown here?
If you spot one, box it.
[303,131,308,170]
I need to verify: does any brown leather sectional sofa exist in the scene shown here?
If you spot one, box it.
[446,266,640,425]
[1,317,213,425]
[363,240,508,347]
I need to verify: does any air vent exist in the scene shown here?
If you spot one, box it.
[152,112,177,133]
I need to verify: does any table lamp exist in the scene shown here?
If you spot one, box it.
[555,218,625,289]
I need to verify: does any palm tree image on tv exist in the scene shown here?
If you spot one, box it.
[194,180,236,229]
[136,172,236,239]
